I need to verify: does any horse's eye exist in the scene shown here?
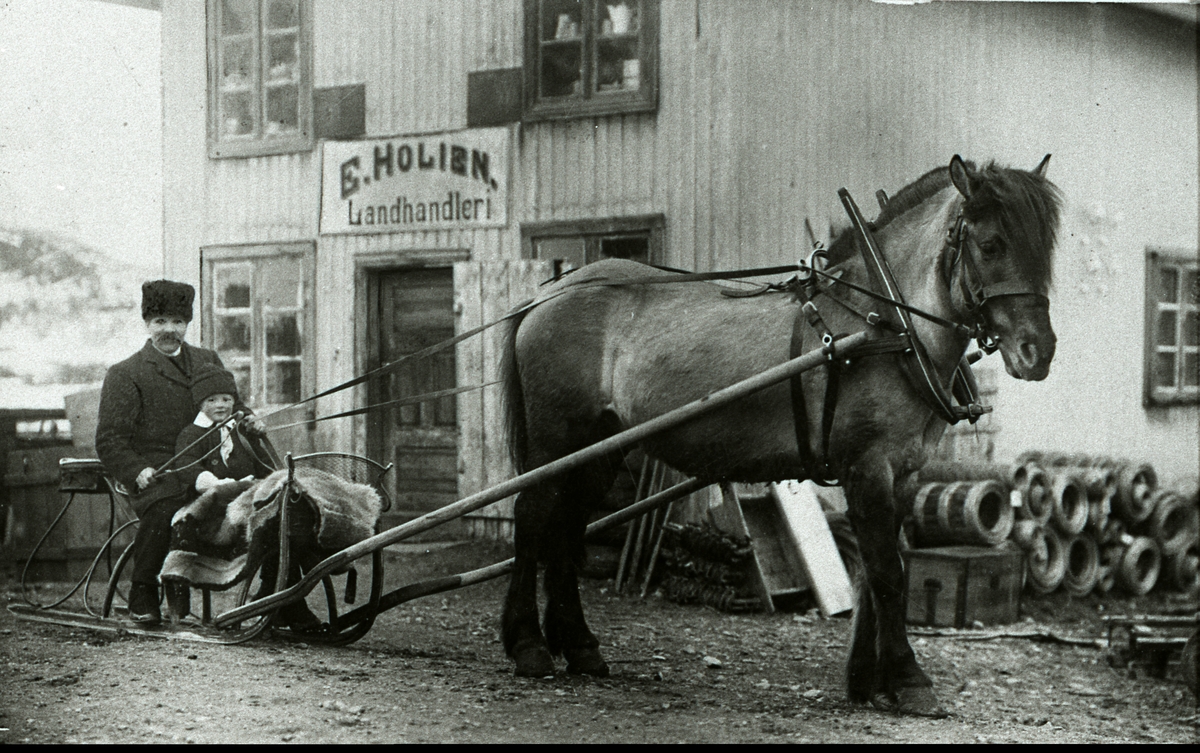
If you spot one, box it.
[980,239,1005,258]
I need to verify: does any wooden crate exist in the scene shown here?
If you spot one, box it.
[715,482,854,616]
[903,545,1023,628]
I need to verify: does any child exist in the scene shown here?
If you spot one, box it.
[174,364,273,495]
[161,365,275,621]
[169,365,320,630]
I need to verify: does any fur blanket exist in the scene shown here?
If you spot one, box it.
[159,467,383,590]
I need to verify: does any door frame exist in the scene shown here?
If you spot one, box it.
[353,250,469,471]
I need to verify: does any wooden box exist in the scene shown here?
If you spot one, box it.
[903,545,1023,628]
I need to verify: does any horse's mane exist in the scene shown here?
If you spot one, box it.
[824,159,1061,289]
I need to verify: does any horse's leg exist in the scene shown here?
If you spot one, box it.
[843,452,947,718]
[502,481,559,677]
[845,571,878,704]
[542,457,622,677]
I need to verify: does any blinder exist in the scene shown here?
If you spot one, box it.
[947,215,1048,354]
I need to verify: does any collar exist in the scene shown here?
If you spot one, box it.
[194,412,230,429]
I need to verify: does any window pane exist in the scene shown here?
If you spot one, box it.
[267,360,302,404]
[1156,310,1177,347]
[1185,268,1197,305]
[221,38,254,88]
[543,0,582,40]
[534,237,586,271]
[266,313,301,356]
[228,361,252,403]
[601,0,639,34]
[1157,267,1179,304]
[220,0,255,35]
[1154,352,1176,388]
[1184,310,1198,348]
[266,0,298,29]
[541,43,582,97]
[221,91,255,136]
[597,38,639,92]
[267,33,298,82]
[1184,352,1199,388]
[258,256,301,306]
[265,85,299,134]
[216,264,252,308]
[217,315,251,355]
[598,235,649,263]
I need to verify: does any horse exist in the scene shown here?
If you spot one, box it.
[497,155,1062,717]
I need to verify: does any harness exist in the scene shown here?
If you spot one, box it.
[784,188,1038,485]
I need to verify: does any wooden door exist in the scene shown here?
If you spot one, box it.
[368,268,459,533]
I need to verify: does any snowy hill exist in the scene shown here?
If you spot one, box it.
[0,227,158,409]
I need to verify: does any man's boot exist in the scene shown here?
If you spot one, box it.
[279,599,324,633]
[128,582,162,625]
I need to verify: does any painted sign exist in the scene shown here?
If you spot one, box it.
[320,127,509,234]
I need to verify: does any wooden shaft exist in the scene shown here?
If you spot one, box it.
[214,331,866,628]
[333,477,710,625]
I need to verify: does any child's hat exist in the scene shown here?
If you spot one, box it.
[190,364,239,406]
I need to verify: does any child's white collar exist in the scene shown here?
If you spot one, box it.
[194,412,217,428]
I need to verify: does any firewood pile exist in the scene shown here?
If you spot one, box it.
[657,522,764,613]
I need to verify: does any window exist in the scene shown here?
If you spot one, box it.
[201,242,316,411]
[207,0,313,158]
[524,0,658,121]
[522,214,664,278]
[1145,249,1199,406]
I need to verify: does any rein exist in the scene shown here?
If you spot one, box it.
[258,265,813,426]
[253,192,1026,440]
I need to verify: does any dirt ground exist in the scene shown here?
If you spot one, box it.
[2,540,1196,744]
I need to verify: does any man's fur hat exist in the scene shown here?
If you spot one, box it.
[142,279,195,322]
[191,364,239,406]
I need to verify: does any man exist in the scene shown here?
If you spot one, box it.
[96,280,260,624]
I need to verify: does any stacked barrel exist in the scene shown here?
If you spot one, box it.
[908,454,1199,599]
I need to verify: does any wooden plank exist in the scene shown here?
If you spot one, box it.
[454,261,485,503]
[478,261,512,516]
[770,480,854,617]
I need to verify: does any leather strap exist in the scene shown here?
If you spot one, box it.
[840,189,991,425]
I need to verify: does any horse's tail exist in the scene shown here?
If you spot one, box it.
[499,302,532,475]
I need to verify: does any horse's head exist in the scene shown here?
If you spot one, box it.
[944,155,1062,381]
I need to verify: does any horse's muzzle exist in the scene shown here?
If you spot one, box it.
[1002,329,1056,381]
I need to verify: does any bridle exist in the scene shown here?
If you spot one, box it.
[945,212,1049,355]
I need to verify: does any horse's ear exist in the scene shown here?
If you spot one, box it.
[949,155,972,199]
[1033,153,1051,178]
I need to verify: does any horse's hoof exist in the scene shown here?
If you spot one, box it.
[894,686,949,718]
[869,691,898,713]
[513,645,556,678]
[564,648,609,677]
